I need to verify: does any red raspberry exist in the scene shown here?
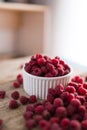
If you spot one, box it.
[29,95,37,103]
[9,100,19,109]
[35,105,44,114]
[37,58,46,66]
[11,91,20,100]
[26,105,34,112]
[60,92,69,106]
[60,60,65,65]
[50,117,59,124]
[46,63,55,72]
[56,107,67,119]
[39,120,50,128]
[64,69,70,75]
[61,118,70,130]
[24,111,33,120]
[78,105,86,117]
[42,110,51,120]
[45,103,54,113]
[83,83,87,89]
[70,120,81,130]
[78,86,87,95]
[0,119,3,126]
[70,99,81,108]
[17,74,23,84]
[84,113,87,120]
[76,95,85,104]
[58,67,64,76]
[20,96,28,105]
[81,120,87,130]
[53,98,63,108]
[55,84,64,95]
[65,86,76,93]
[48,88,56,96]
[68,93,75,102]
[41,66,48,74]
[31,67,42,76]
[47,94,54,103]
[34,115,43,123]
[67,105,76,116]
[52,58,59,66]
[51,68,58,77]
[68,82,78,90]
[51,123,60,130]
[71,76,83,84]
[72,114,82,121]
[0,91,6,99]
[44,56,52,63]
[26,119,36,129]
[13,81,20,88]
[45,73,53,77]
[36,54,43,59]
[64,64,70,70]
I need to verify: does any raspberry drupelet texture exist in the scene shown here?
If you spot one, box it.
[11,91,20,100]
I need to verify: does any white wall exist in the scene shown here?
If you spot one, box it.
[34,0,87,66]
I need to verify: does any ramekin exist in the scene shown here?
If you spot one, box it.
[23,67,72,99]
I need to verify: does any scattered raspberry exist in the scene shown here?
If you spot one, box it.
[42,110,51,120]
[24,111,33,120]
[39,120,50,128]
[48,88,56,97]
[13,81,20,88]
[26,119,36,129]
[68,93,75,102]
[65,85,76,93]
[34,115,43,123]
[45,103,54,113]
[55,84,64,95]
[35,105,44,114]
[17,74,23,84]
[29,95,37,103]
[70,120,81,130]
[20,96,28,105]
[76,95,85,104]
[60,118,70,130]
[0,91,6,99]
[26,105,34,112]
[11,91,20,100]
[78,86,87,95]
[78,105,86,117]
[83,83,87,89]
[9,100,19,109]
[70,99,81,108]
[47,94,54,103]
[53,98,63,108]
[0,119,3,126]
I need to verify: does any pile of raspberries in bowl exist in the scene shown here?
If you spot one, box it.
[23,54,72,99]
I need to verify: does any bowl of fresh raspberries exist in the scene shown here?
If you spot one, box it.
[23,54,72,99]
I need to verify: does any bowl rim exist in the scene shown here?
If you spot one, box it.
[23,66,73,80]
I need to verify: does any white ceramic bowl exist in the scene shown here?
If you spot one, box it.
[23,67,72,99]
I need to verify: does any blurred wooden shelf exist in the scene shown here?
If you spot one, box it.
[0,2,48,12]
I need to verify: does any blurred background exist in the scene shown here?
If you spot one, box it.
[0,0,87,67]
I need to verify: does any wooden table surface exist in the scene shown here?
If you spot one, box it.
[0,56,87,130]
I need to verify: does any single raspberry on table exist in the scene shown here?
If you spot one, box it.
[20,96,28,105]
[24,111,33,120]
[9,100,19,109]
[35,105,44,114]
[65,85,76,93]
[13,81,20,88]
[29,95,37,103]
[0,91,6,99]
[26,105,35,112]
[17,74,23,84]
[53,98,63,108]
[11,91,20,100]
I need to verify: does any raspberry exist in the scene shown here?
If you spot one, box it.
[55,84,64,95]
[26,119,36,129]
[64,69,70,75]
[0,119,3,126]
[48,88,56,96]
[60,92,69,106]
[29,95,37,103]
[65,86,76,93]
[13,81,20,88]
[39,120,50,128]
[51,123,59,130]
[56,107,67,119]
[26,105,34,112]
[51,68,58,77]
[60,60,65,65]
[35,105,44,114]
[36,54,43,59]
[81,120,87,130]
[64,64,70,70]
[67,105,76,116]
[24,111,33,120]
[68,82,78,90]
[53,98,63,108]
[37,58,46,66]
[42,110,51,120]
[68,93,75,102]
[45,103,54,113]
[78,86,87,95]
[11,91,20,100]
[34,115,43,123]
[44,56,52,63]
[58,67,64,76]
[52,58,59,66]
[83,83,87,89]
[72,114,82,121]
[47,94,54,103]
[50,117,59,124]
[20,96,28,105]
[31,67,42,76]
[84,113,87,120]
[34,102,42,107]
[76,95,85,104]
[41,66,48,74]
[17,74,23,84]
[78,105,86,117]
[9,100,19,109]
[70,99,81,108]
[45,73,53,77]
[46,63,55,72]
[61,118,70,130]
[70,120,81,130]
[0,91,6,99]
[71,76,83,84]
